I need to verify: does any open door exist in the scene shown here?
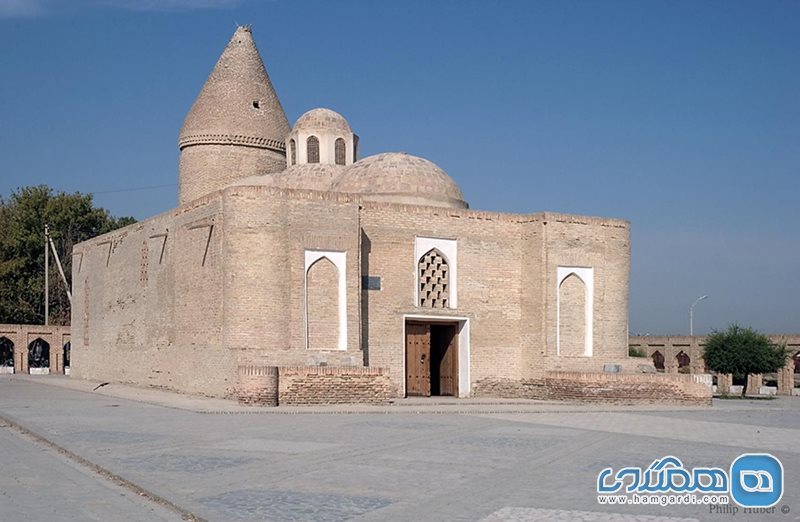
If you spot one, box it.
[406,321,459,397]
[406,322,431,396]
[431,324,458,396]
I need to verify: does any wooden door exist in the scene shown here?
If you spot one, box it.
[439,325,459,396]
[406,323,431,396]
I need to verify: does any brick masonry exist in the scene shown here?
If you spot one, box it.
[278,366,393,406]
[473,371,711,406]
[233,365,393,406]
[71,185,635,402]
[236,365,278,406]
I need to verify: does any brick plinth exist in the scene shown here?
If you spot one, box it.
[777,363,794,396]
[278,366,392,406]
[716,373,732,395]
[474,371,711,406]
[746,373,763,396]
[471,378,548,399]
[235,365,393,406]
[236,365,278,406]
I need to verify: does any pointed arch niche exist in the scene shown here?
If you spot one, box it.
[414,237,457,309]
[0,337,14,373]
[304,250,347,351]
[556,266,593,357]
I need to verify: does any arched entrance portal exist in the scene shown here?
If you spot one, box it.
[0,337,13,374]
[651,350,665,371]
[28,338,50,374]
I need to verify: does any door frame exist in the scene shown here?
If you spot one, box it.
[402,315,470,398]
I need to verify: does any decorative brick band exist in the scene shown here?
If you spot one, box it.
[545,370,700,383]
[279,366,386,376]
[179,133,286,153]
[239,365,278,377]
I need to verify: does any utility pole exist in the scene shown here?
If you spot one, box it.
[44,224,49,325]
[47,226,72,304]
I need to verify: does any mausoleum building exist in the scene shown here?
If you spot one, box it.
[71,27,710,405]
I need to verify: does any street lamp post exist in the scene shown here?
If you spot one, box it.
[689,295,708,336]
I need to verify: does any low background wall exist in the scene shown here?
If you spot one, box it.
[0,324,71,375]
[629,334,800,396]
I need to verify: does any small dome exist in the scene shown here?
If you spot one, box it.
[331,153,467,208]
[292,108,352,134]
[232,163,345,192]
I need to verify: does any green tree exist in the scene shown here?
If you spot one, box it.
[703,324,788,397]
[628,346,646,358]
[0,185,135,325]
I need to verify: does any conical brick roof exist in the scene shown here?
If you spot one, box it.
[179,26,290,153]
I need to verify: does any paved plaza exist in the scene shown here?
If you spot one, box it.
[0,375,797,521]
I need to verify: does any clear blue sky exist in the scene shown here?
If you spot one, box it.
[1,0,798,335]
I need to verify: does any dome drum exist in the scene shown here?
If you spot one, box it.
[287,108,358,168]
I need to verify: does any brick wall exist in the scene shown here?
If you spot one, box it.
[278,366,393,405]
[361,203,528,395]
[474,371,710,405]
[544,371,711,405]
[236,365,278,406]
[542,214,631,370]
[221,187,363,369]
[71,195,237,398]
[233,366,392,406]
[179,144,285,204]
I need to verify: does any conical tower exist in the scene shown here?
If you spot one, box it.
[178,26,290,204]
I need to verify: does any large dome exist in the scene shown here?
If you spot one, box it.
[292,108,352,134]
[232,163,345,192]
[330,152,467,208]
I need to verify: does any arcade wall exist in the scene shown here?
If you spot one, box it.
[0,324,71,374]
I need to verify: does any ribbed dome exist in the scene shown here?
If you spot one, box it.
[330,153,467,208]
[232,164,345,192]
[179,26,290,152]
[292,108,352,134]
